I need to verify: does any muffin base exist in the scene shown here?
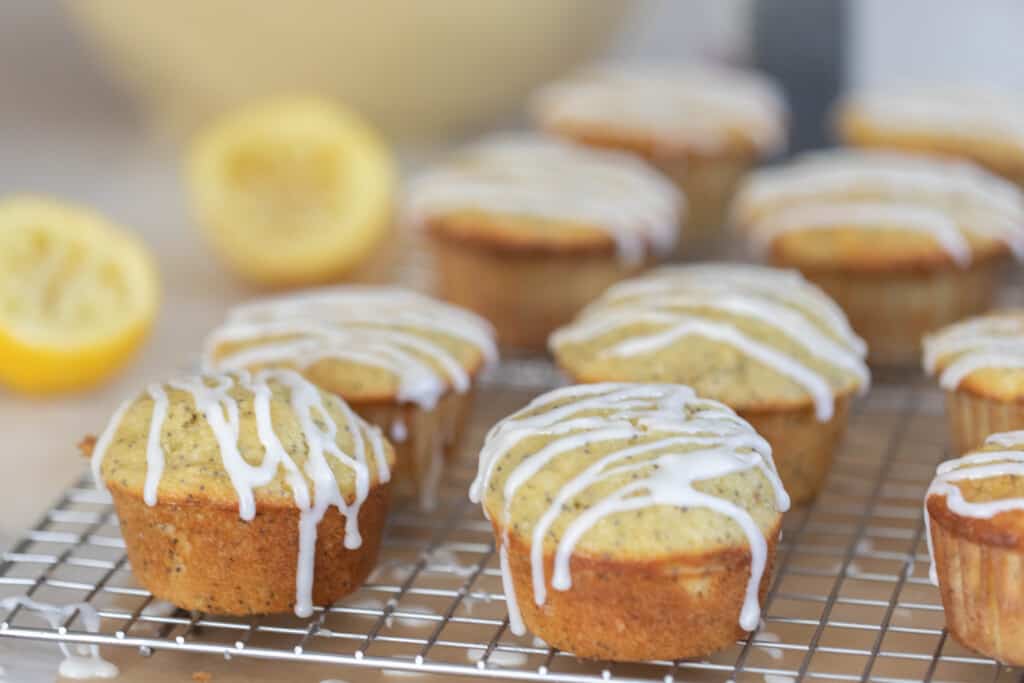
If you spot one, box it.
[352,388,477,510]
[928,498,1024,665]
[788,259,1003,366]
[497,523,779,662]
[109,483,390,615]
[944,388,1024,455]
[652,152,752,246]
[430,238,647,350]
[741,393,853,505]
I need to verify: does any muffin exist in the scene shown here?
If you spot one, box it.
[470,382,790,661]
[733,149,1024,364]
[924,310,1024,454]
[531,63,786,241]
[203,286,496,509]
[405,134,682,350]
[837,86,1024,189]
[925,429,1024,665]
[550,263,869,503]
[89,369,394,617]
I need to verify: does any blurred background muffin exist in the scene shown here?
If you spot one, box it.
[924,310,1024,453]
[406,134,682,349]
[732,150,1024,364]
[532,63,787,243]
[837,87,1024,189]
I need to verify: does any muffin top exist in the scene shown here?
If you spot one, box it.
[733,150,1024,270]
[203,286,498,407]
[838,86,1024,175]
[550,263,869,419]
[531,63,787,159]
[926,430,1024,572]
[92,369,393,511]
[405,134,682,264]
[471,382,789,632]
[923,309,1024,401]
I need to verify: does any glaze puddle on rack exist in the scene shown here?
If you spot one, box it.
[1,365,1020,682]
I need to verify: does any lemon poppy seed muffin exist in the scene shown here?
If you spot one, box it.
[924,310,1024,453]
[471,383,789,661]
[406,134,683,350]
[91,369,394,616]
[925,430,1024,665]
[203,286,496,509]
[531,63,786,241]
[733,150,1024,364]
[550,263,868,503]
[838,86,1024,189]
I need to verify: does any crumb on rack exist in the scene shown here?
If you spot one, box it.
[192,672,213,682]
[77,434,97,458]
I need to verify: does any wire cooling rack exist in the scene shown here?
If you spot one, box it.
[0,359,1020,683]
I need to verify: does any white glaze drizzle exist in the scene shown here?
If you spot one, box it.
[203,286,497,412]
[0,597,118,679]
[532,63,787,155]
[736,150,1024,262]
[471,383,790,635]
[924,430,1024,584]
[922,312,1024,389]
[404,134,683,265]
[985,430,1024,448]
[843,87,1024,153]
[389,418,408,443]
[549,264,869,422]
[91,370,387,618]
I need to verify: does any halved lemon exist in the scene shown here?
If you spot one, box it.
[0,197,159,394]
[188,96,395,288]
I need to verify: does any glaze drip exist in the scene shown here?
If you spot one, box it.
[923,311,1024,389]
[549,263,869,421]
[471,383,790,634]
[735,150,1024,264]
[91,369,388,617]
[203,286,498,410]
[532,63,787,155]
[924,430,1024,584]
[405,134,683,265]
[0,597,118,679]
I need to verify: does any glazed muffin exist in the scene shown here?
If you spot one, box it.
[531,63,786,241]
[837,86,1024,189]
[203,286,496,509]
[733,150,1024,364]
[925,429,1024,665]
[924,310,1024,454]
[550,263,868,504]
[90,369,394,616]
[471,383,789,661]
[406,134,681,350]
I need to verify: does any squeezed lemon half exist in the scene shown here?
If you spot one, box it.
[0,197,159,394]
[188,96,395,287]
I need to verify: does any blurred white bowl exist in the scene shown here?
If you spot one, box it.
[67,0,631,143]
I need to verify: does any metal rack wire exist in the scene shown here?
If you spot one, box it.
[0,359,1019,683]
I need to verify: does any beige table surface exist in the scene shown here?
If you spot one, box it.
[0,6,477,682]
